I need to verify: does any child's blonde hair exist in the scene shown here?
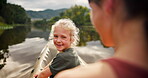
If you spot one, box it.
[49,18,80,47]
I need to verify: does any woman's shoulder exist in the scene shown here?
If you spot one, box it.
[96,61,117,78]
[55,61,117,78]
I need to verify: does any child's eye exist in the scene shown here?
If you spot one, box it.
[61,36,66,39]
[54,35,58,38]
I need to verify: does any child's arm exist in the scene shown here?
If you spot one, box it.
[35,66,52,78]
[34,59,53,78]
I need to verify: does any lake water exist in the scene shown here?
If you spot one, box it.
[0,26,114,78]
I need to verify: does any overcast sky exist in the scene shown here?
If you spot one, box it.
[7,0,90,11]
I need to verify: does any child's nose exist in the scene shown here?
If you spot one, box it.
[57,38,62,42]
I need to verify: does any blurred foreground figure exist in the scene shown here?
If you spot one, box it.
[55,0,148,78]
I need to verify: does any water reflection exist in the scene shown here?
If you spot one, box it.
[0,26,30,69]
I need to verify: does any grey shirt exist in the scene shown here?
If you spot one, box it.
[49,48,80,78]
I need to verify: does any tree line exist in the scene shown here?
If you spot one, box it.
[33,5,92,31]
[0,0,30,25]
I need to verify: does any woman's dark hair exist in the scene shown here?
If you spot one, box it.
[124,0,148,44]
[88,0,148,43]
[88,0,101,5]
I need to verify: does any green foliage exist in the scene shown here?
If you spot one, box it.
[48,16,61,29]
[79,26,100,46]
[0,0,6,5]
[12,5,30,24]
[48,5,92,28]
[0,0,7,8]
[0,3,30,24]
[0,16,5,23]
[0,0,6,14]
[33,19,48,31]
[59,5,92,27]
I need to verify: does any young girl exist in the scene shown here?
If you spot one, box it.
[55,0,148,78]
[35,19,81,78]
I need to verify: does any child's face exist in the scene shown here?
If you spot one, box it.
[53,27,73,52]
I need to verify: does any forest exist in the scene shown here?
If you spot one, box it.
[0,0,30,24]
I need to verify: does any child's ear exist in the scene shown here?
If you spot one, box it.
[70,37,74,43]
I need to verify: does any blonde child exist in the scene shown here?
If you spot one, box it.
[35,19,81,78]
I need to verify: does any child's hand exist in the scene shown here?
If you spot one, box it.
[34,74,38,78]
[34,71,49,78]
[34,66,51,78]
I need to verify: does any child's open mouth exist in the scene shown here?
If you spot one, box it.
[56,44,63,47]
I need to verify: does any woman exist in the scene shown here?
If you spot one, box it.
[55,0,148,78]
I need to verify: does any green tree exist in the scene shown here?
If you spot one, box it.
[1,3,30,24]
[0,0,6,7]
[60,5,91,27]
[13,4,30,24]
[48,5,91,27]
[0,0,7,23]
[0,0,7,13]
[48,16,61,29]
